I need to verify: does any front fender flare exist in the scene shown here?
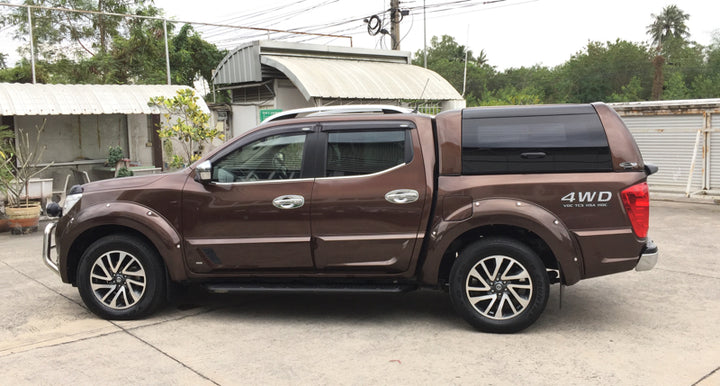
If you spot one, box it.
[420,198,583,285]
[60,201,186,282]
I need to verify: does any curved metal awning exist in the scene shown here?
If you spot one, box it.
[0,83,205,116]
[260,55,463,101]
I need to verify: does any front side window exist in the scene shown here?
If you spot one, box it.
[325,130,409,177]
[213,133,306,182]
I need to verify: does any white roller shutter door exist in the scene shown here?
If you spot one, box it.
[622,115,704,189]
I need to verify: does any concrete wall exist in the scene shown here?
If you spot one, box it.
[10,114,158,195]
[275,79,310,110]
[231,105,260,137]
[127,114,153,167]
[15,115,128,164]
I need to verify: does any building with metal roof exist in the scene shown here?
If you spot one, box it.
[211,40,465,135]
[0,83,203,116]
[0,83,210,197]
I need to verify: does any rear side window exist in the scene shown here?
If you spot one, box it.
[462,112,612,174]
[325,130,411,177]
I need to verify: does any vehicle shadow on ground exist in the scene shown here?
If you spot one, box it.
[170,286,464,328]
[162,282,626,333]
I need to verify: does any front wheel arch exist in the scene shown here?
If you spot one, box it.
[67,225,163,285]
[76,233,167,319]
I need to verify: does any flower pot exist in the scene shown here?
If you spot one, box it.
[6,203,41,234]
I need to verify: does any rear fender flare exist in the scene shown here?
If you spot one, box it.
[421,198,582,285]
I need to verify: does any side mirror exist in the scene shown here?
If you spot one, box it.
[195,160,212,183]
[46,202,62,218]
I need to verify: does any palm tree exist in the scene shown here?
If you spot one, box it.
[647,5,690,50]
[647,5,690,100]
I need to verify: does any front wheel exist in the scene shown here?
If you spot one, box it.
[77,234,166,320]
[449,237,549,333]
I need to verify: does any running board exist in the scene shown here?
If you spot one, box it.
[204,282,418,294]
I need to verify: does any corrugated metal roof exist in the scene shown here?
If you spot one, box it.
[212,40,412,86]
[0,83,205,116]
[610,99,720,113]
[261,55,462,101]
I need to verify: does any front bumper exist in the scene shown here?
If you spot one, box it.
[635,239,659,271]
[42,222,61,276]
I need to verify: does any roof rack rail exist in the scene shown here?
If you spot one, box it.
[262,105,414,123]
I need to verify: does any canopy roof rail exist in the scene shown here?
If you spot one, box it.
[262,105,415,123]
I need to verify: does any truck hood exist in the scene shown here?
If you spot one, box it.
[80,170,189,193]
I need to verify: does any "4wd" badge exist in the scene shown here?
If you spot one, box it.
[561,191,612,208]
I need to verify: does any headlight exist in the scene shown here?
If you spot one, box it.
[64,193,82,213]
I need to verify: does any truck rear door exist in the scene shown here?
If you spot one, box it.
[310,121,428,273]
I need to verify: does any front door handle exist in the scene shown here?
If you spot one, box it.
[385,189,419,204]
[273,195,305,209]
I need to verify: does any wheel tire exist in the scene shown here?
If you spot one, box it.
[449,237,549,333]
[77,234,166,320]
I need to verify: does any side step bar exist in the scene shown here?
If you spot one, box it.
[204,283,418,294]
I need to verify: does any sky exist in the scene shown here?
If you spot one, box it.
[152,0,719,70]
[1,0,719,70]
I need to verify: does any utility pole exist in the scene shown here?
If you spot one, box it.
[423,0,427,67]
[390,0,400,50]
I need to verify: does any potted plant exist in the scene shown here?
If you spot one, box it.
[0,121,53,234]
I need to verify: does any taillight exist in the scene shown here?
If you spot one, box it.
[621,182,649,238]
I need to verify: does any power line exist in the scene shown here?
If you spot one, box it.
[0,2,353,44]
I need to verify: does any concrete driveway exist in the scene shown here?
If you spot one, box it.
[1,201,718,385]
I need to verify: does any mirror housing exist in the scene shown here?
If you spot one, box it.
[46,202,62,218]
[195,160,212,183]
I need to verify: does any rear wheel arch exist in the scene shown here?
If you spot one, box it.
[448,236,550,333]
[437,225,560,287]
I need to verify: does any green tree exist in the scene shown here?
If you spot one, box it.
[647,5,690,50]
[148,89,224,168]
[663,71,689,99]
[558,40,653,103]
[647,4,691,99]
[489,65,565,104]
[689,75,720,99]
[1,3,224,87]
[412,35,495,105]
[171,24,227,86]
[608,76,644,102]
[2,0,152,60]
[481,85,543,106]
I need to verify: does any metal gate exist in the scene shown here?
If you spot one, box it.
[622,115,705,190]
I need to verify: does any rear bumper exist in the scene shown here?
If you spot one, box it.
[635,239,658,271]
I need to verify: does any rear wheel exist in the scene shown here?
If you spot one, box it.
[449,237,549,333]
[77,234,166,320]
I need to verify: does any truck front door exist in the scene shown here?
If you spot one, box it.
[182,128,314,272]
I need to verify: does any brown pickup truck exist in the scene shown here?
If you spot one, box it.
[43,103,658,333]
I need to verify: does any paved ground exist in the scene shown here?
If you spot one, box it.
[1,201,718,385]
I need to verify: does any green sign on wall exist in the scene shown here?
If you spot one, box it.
[259,109,282,122]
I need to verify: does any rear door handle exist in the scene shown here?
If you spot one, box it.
[273,195,305,209]
[520,152,547,159]
[385,189,419,204]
